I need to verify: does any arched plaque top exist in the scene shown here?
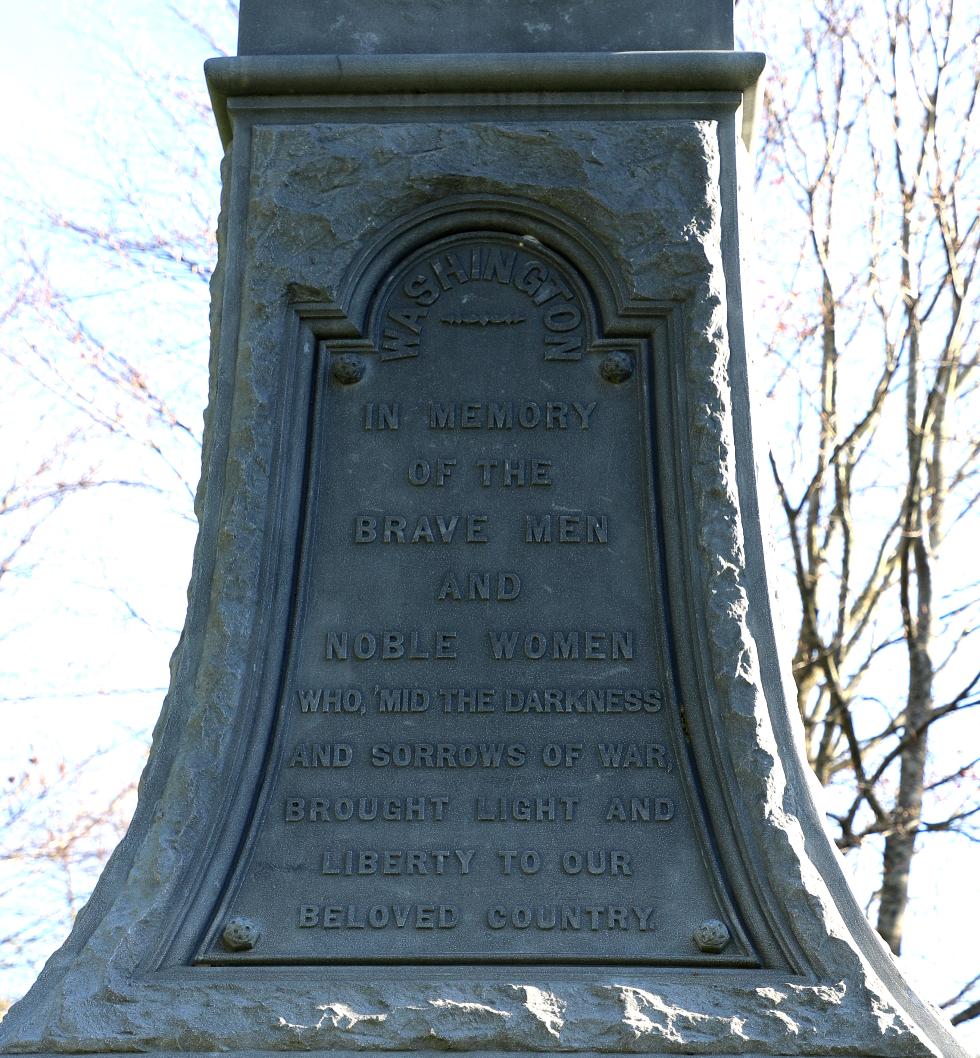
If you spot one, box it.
[333,196,639,343]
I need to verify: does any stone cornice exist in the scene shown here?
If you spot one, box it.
[205,51,766,145]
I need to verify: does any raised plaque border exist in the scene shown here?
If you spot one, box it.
[147,195,800,977]
[188,221,755,969]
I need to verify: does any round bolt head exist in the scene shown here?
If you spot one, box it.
[599,350,635,384]
[693,918,730,953]
[331,354,366,385]
[221,917,260,952]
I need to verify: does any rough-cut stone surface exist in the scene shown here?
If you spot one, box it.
[0,118,950,1058]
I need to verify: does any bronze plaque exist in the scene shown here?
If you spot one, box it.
[197,231,752,965]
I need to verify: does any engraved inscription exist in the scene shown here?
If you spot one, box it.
[379,244,586,362]
[201,231,748,966]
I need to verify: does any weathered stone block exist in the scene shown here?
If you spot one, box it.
[0,10,968,1058]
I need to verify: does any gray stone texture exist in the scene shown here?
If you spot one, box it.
[0,106,964,1054]
[237,0,733,56]
[0,0,969,1048]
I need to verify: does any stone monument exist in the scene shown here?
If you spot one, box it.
[0,2,969,1056]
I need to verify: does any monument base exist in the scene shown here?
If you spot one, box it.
[0,39,967,1058]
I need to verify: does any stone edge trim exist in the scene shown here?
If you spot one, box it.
[204,51,766,145]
